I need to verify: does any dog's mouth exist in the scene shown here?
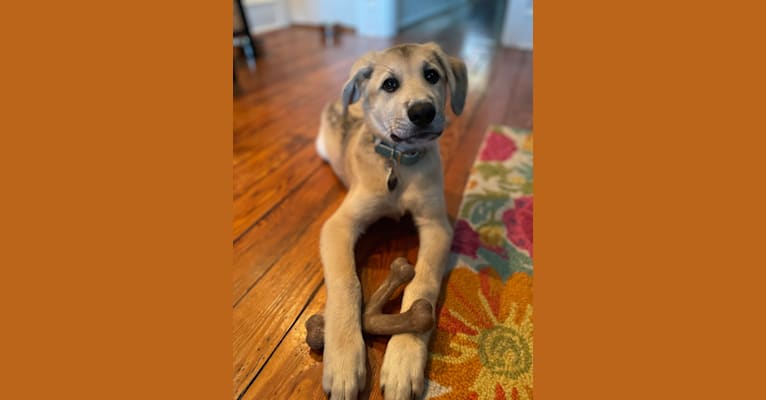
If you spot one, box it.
[390,131,443,144]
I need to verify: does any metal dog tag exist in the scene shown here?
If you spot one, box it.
[386,159,398,191]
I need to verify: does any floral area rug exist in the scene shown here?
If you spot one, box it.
[424,125,533,400]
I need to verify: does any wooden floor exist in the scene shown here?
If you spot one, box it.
[233,3,532,399]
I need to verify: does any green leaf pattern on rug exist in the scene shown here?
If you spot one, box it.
[460,190,508,224]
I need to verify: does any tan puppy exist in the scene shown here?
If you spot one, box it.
[316,42,467,400]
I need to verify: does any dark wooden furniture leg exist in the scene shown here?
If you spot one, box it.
[234,0,258,68]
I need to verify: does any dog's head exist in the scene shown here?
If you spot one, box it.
[341,42,468,146]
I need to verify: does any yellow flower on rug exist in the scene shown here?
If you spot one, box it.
[426,267,533,400]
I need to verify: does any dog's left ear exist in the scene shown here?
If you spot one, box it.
[425,43,468,115]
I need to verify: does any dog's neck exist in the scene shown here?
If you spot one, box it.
[369,134,432,191]
[369,134,436,166]
[370,134,435,155]
[373,140,424,167]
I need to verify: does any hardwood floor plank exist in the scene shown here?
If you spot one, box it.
[232,143,321,238]
[233,241,325,396]
[232,168,344,305]
[239,286,328,400]
[234,60,351,135]
[503,51,533,128]
[235,32,391,100]
[233,134,310,196]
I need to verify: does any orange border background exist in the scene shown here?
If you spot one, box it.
[535,0,766,398]
[2,1,231,398]
[1,0,764,398]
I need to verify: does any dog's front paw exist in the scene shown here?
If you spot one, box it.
[322,331,366,400]
[380,333,427,400]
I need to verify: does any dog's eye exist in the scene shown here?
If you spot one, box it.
[381,78,399,93]
[424,69,440,84]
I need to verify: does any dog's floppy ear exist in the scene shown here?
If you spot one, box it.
[425,43,468,115]
[341,54,375,115]
[446,55,468,115]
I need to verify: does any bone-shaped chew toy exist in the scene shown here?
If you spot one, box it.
[305,257,434,351]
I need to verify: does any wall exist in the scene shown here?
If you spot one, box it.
[240,0,469,37]
[501,0,533,50]
[287,0,356,28]
[242,0,290,33]
[356,0,398,37]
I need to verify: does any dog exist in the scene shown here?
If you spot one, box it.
[316,42,467,400]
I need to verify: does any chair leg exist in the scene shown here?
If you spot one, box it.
[242,36,256,69]
[235,0,257,69]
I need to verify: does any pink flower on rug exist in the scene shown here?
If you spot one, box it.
[503,196,533,257]
[451,219,480,258]
[479,131,518,161]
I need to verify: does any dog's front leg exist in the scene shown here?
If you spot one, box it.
[380,214,453,400]
[319,198,368,400]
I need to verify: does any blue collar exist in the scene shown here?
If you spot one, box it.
[373,141,425,166]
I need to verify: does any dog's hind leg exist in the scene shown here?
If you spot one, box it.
[315,113,330,162]
[317,101,352,186]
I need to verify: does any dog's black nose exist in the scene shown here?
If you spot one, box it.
[407,102,436,128]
